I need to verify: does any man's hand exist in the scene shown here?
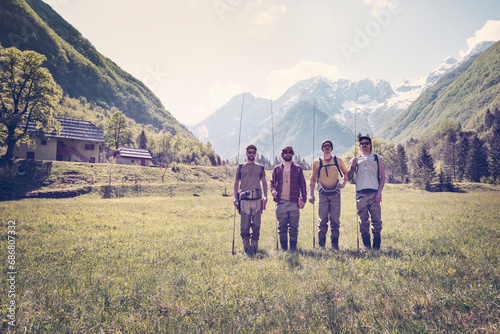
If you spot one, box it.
[350,156,358,168]
[233,198,238,207]
[308,195,315,204]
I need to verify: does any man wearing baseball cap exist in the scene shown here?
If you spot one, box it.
[233,144,268,254]
[347,136,386,252]
[270,146,307,251]
[309,140,349,250]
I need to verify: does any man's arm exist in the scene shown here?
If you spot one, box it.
[308,160,317,204]
[261,174,268,204]
[233,172,239,207]
[376,157,386,202]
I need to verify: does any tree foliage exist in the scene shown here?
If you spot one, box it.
[0,46,61,158]
[105,110,133,150]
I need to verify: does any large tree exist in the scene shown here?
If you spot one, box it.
[105,110,132,150]
[0,47,61,158]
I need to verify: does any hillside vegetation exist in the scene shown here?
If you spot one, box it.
[382,41,500,143]
[0,0,190,135]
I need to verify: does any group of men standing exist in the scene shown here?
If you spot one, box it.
[233,136,386,254]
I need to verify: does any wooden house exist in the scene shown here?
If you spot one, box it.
[13,117,104,163]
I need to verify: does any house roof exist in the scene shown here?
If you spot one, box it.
[115,147,152,160]
[28,117,105,142]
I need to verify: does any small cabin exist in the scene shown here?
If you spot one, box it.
[113,147,153,167]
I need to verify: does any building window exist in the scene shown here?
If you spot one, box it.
[90,157,96,163]
[27,152,35,160]
[41,140,47,145]
[56,154,63,161]
[85,144,95,150]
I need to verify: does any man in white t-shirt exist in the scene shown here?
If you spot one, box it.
[348,136,386,252]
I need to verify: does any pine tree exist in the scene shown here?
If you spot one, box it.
[465,134,489,182]
[456,133,469,181]
[396,144,408,182]
[412,143,435,191]
[138,129,148,149]
[487,122,500,183]
[442,131,459,181]
[484,108,494,130]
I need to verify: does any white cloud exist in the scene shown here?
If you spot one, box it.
[208,81,244,109]
[250,5,288,26]
[460,20,500,57]
[363,0,401,15]
[265,60,347,98]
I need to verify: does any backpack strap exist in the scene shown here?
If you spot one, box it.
[317,156,342,180]
[237,163,243,180]
[333,156,343,178]
[374,154,380,184]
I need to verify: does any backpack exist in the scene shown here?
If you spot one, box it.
[317,156,343,181]
[316,156,342,196]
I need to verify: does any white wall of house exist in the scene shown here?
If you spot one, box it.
[115,156,152,167]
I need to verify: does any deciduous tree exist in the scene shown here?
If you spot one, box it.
[0,47,61,158]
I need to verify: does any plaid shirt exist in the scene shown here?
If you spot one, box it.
[270,162,307,203]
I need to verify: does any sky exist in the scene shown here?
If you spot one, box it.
[41,0,500,126]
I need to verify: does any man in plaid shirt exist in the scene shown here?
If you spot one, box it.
[270,146,307,251]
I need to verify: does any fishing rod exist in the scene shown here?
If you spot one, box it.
[354,91,359,253]
[312,100,316,249]
[271,98,279,251]
[232,91,246,255]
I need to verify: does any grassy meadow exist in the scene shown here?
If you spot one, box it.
[0,182,499,333]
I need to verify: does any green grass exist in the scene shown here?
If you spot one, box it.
[0,185,499,333]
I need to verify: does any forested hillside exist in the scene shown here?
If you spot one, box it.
[381,41,500,143]
[0,0,189,135]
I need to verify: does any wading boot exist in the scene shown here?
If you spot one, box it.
[243,239,251,254]
[290,240,297,252]
[318,238,326,249]
[251,239,259,253]
[362,236,371,253]
[331,238,339,251]
[280,239,288,251]
[373,235,381,250]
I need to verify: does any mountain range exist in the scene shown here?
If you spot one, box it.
[0,0,192,137]
[190,41,498,161]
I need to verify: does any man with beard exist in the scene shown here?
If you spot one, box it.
[233,144,268,254]
[270,146,307,252]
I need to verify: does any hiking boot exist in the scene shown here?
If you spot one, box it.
[331,238,339,251]
[251,239,259,253]
[318,238,326,249]
[362,236,371,252]
[290,240,297,252]
[243,239,251,254]
[373,236,381,250]
[280,239,288,251]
